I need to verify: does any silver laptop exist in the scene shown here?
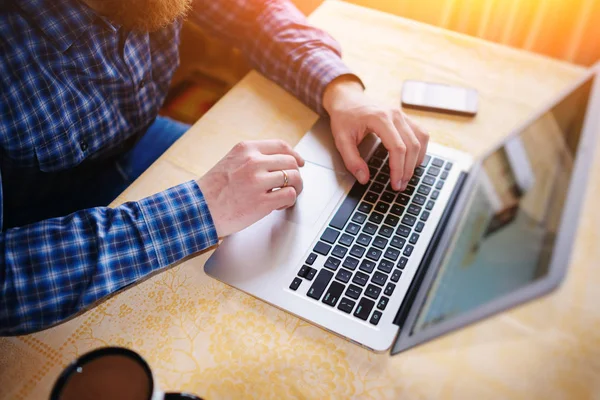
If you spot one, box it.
[205,67,599,354]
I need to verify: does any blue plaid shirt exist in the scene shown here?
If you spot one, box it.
[0,0,351,335]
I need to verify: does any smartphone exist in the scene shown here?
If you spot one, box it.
[401,80,478,116]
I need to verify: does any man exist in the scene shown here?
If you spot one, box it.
[0,0,429,335]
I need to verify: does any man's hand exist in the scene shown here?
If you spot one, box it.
[197,140,304,237]
[323,76,429,191]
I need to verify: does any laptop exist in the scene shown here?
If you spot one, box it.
[205,67,599,354]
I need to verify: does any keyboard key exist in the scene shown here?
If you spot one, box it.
[377,259,394,273]
[409,176,420,186]
[409,233,419,244]
[432,158,444,167]
[337,297,356,314]
[290,277,302,291]
[402,215,417,227]
[417,185,431,196]
[445,162,453,171]
[365,191,379,203]
[324,257,341,271]
[339,233,354,247]
[407,204,421,216]
[413,194,426,206]
[321,228,340,244]
[415,221,425,233]
[369,212,384,224]
[377,296,389,310]
[305,253,317,265]
[385,182,396,193]
[357,233,372,247]
[345,223,360,235]
[368,157,383,167]
[420,154,431,167]
[375,173,389,184]
[322,281,345,307]
[403,185,415,196]
[363,222,378,235]
[397,257,408,269]
[369,166,377,177]
[366,247,382,261]
[384,215,400,227]
[396,194,410,206]
[369,310,382,325]
[373,236,388,249]
[332,245,348,258]
[329,182,368,230]
[427,166,441,177]
[354,297,375,321]
[435,180,444,190]
[384,247,400,261]
[391,269,402,282]
[397,225,411,237]
[381,191,395,203]
[431,190,440,200]
[422,175,436,186]
[335,269,352,283]
[346,284,362,300]
[390,204,405,216]
[441,171,449,180]
[384,283,396,296]
[352,212,367,224]
[374,144,387,158]
[420,211,430,221]
[307,269,333,300]
[365,284,382,299]
[313,241,331,256]
[372,271,387,286]
[375,201,390,213]
[414,166,425,176]
[350,245,366,258]
[352,271,369,286]
[358,202,373,213]
[343,256,360,270]
[379,225,394,238]
[370,182,384,193]
[359,259,376,273]
[381,163,390,174]
[390,235,406,249]
[298,265,309,277]
[426,200,435,211]
[306,268,317,280]
[403,245,414,257]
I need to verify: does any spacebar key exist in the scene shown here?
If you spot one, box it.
[329,182,369,230]
[307,269,334,300]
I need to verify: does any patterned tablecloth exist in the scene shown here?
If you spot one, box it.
[1,2,598,399]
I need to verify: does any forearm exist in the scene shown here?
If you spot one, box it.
[0,180,218,335]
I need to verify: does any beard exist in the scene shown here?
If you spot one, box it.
[85,0,193,32]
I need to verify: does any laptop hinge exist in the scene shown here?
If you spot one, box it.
[393,171,468,328]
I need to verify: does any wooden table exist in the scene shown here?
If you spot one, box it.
[2,2,598,399]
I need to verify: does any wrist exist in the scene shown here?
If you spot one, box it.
[323,75,365,115]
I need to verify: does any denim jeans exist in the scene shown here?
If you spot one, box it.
[3,116,191,229]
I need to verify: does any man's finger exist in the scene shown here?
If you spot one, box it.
[405,116,429,166]
[261,154,299,172]
[335,134,369,184]
[263,169,303,195]
[393,112,420,190]
[370,116,406,191]
[267,186,298,210]
[255,139,305,167]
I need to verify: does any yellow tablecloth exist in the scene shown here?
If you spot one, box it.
[1,2,598,399]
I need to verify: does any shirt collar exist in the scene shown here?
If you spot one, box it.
[15,0,117,52]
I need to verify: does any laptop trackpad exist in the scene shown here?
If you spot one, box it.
[276,161,351,227]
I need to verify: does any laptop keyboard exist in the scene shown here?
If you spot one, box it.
[290,143,453,326]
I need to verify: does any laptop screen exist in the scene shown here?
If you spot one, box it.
[412,77,594,333]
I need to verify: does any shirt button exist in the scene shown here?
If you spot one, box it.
[139,78,147,89]
[79,140,88,151]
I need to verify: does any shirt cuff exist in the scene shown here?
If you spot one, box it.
[138,180,219,267]
[299,50,364,115]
